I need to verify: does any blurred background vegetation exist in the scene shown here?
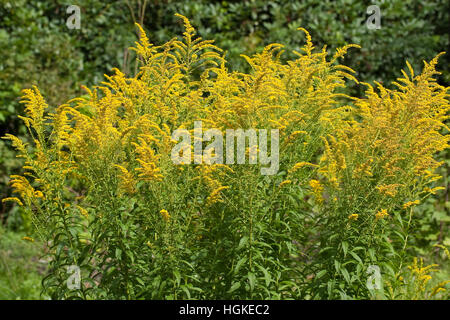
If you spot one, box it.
[0,0,448,299]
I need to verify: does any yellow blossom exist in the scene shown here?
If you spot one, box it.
[309,179,324,204]
[160,209,170,221]
[289,162,318,173]
[375,209,389,220]
[206,186,229,205]
[279,180,292,188]
[2,197,24,206]
[402,200,420,209]
[76,206,89,218]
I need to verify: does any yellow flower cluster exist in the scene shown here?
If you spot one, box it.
[402,200,420,209]
[309,179,324,204]
[206,186,229,205]
[375,209,389,220]
[160,209,170,221]
[407,257,449,299]
[2,15,364,215]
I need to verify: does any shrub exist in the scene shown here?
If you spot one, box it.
[2,1,449,242]
[3,15,449,299]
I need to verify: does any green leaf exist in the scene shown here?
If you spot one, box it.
[341,241,348,257]
[173,270,181,286]
[115,248,122,260]
[257,265,272,287]
[228,282,241,294]
[234,257,247,274]
[316,270,327,279]
[248,272,256,292]
[334,260,341,272]
[349,251,363,265]
[237,236,248,250]
[368,248,376,262]
[180,285,191,299]
[341,267,350,284]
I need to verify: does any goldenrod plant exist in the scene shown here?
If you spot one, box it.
[2,15,449,299]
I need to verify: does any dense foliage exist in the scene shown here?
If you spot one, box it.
[3,15,449,299]
[1,0,448,245]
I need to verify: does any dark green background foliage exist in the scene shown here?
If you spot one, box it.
[143,0,450,86]
[0,0,448,298]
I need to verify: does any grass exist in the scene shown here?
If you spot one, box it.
[0,226,47,299]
